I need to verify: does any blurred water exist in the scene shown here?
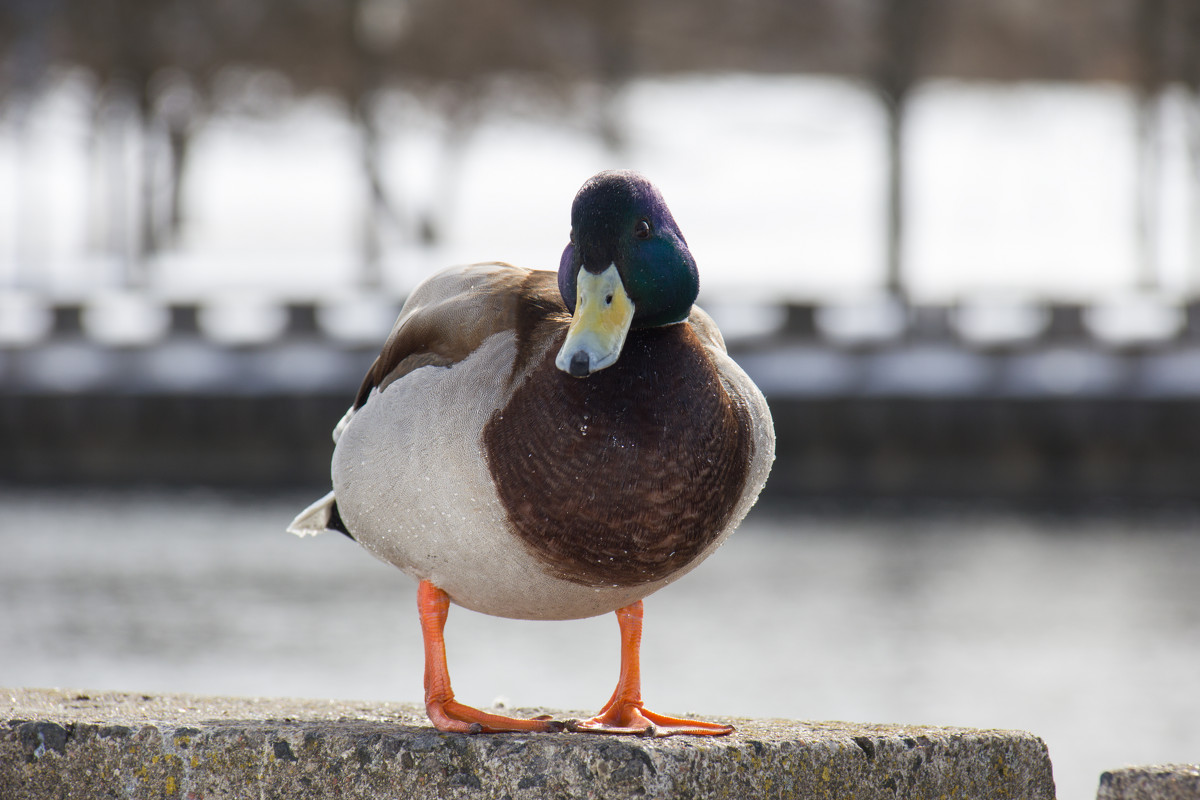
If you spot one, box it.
[1,489,1198,800]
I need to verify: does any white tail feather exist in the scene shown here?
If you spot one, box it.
[287,490,336,537]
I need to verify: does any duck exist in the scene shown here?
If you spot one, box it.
[289,169,774,736]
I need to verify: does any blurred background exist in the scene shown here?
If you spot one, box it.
[2,2,1199,799]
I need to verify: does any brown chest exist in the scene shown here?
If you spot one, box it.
[482,324,753,588]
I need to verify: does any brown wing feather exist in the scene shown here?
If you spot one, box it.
[351,264,567,410]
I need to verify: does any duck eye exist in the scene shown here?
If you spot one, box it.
[634,219,652,240]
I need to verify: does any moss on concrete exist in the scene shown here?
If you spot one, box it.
[1098,765,1200,800]
[2,688,1056,799]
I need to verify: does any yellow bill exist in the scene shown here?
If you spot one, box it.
[555,264,635,377]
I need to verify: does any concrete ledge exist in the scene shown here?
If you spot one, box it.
[2,688,1056,800]
[1098,765,1200,800]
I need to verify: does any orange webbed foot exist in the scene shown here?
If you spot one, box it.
[427,699,564,735]
[566,601,735,737]
[419,580,565,735]
[568,702,734,737]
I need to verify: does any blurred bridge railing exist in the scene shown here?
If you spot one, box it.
[3,290,1200,506]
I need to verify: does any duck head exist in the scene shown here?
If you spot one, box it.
[555,170,699,378]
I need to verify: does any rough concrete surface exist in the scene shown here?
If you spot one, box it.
[1098,765,1200,800]
[2,688,1056,800]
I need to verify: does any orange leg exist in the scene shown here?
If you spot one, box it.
[418,580,562,734]
[569,601,735,737]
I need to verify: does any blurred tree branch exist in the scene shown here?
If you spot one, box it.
[3,0,1200,292]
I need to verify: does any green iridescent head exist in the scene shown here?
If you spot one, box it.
[555,171,699,377]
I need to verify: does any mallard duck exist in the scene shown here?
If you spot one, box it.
[290,170,774,736]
